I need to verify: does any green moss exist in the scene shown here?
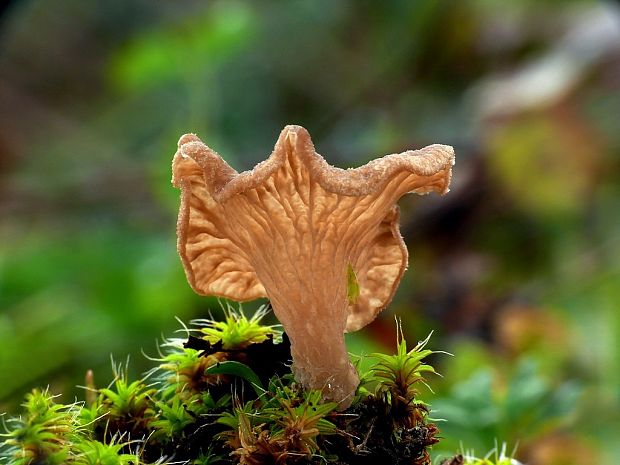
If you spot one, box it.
[440,444,521,465]
[1,307,455,465]
[1,389,80,465]
[196,303,282,349]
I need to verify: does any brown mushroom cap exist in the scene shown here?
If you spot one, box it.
[172,125,454,406]
[173,125,453,327]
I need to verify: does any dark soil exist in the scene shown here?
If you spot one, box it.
[322,395,440,465]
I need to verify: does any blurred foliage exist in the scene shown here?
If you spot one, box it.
[110,2,257,93]
[1,0,619,464]
[432,359,581,459]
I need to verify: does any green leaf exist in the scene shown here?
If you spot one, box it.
[205,361,265,396]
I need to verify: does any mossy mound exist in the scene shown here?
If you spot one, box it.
[1,307,442,465]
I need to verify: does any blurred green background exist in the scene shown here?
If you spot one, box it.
[0,1,619,463]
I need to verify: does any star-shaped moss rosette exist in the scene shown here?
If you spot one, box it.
[172,125,454,408]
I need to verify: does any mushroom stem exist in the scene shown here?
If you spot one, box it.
[264,269,359,409]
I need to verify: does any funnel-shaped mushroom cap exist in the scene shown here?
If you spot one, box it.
[172,125,454,408]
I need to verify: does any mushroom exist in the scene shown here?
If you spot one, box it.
[172,125,454,408]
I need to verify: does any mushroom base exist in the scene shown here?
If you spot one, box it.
[290,338,360,410]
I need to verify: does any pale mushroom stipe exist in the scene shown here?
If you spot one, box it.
[172,125,454,409]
